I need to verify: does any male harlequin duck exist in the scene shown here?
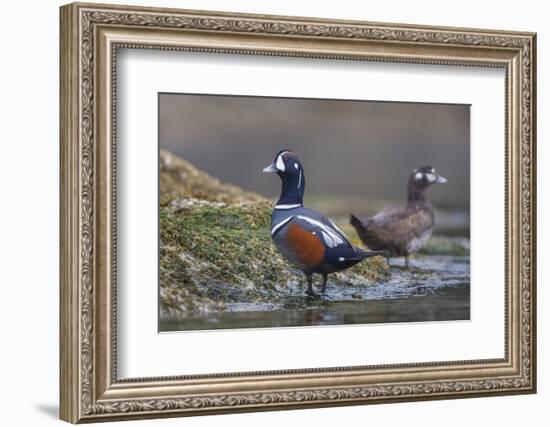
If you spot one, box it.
[349,165,447,268]
[263,150,384,295]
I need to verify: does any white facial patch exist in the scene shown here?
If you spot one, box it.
[426,173,437,183]
[294,163,298,169]
[275,153,286,172]
[415,172,423,180]
[338,257,345,262]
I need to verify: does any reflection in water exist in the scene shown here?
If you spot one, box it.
[160,255,470,332]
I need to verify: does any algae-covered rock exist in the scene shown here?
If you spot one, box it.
[159,198,389,320]
[160,149,263,206]
[420,235,470,256]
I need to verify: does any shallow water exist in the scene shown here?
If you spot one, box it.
[160,255,470,332]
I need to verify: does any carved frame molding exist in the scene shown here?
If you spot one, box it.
[60,2,536,423]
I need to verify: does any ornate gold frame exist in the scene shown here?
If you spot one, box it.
[60,2,537,423]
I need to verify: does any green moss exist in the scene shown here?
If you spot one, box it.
[339,256,390,282]
[161,201,282,284]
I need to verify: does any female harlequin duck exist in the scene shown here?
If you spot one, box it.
[349,165,447,268]
[263,150,384,295]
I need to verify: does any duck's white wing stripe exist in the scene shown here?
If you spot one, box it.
[271,216,293,236]
[328,219,354,249]
[297,215,345,246]
[320,231,336,247]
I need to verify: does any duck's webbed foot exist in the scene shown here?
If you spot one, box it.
[320,273,328,294]
[305,273,316,297]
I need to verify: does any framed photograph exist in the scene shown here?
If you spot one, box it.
[60,2,537,423]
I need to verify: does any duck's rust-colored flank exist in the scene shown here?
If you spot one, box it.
[286,222,325,267]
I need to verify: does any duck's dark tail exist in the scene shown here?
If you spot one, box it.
[335,247,386,270]
[354,247,387,260]
[349,213,364,230]
[349,213,373,247]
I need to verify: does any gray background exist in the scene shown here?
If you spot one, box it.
[160,93,470,209]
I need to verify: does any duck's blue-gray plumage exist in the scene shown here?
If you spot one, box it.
[263,150,383,294]
[270,206,371,274]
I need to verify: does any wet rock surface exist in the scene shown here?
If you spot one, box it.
[161,254,470,331]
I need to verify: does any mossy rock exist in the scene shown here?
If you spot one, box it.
[160,199,389,320]
[159,149,263,206]
[420,235,470,256]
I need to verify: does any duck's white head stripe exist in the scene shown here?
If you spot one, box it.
[297,215,345,246]
[297,170,302,189]
[271,215,293,236]
[275,151,289,172]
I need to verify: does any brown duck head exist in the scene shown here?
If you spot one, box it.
[407,165,447,203]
